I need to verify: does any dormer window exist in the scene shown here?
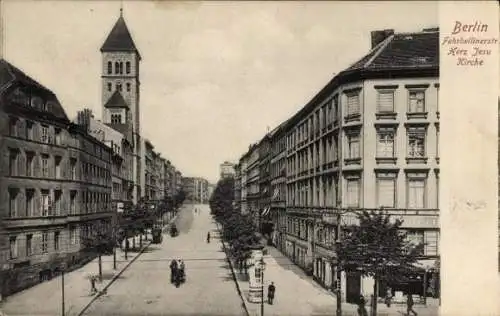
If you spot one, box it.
[31,96,43,109]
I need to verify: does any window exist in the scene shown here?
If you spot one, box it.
[41,125,49,143]
[9,236,17,259]
[346,178,360,207]
[107,61,112,74]
[54,190,62,215]
[41,190,51,216]
[9,189,18,218]
[126,61,131,74]
[436,126,440,160]
[409,90,425,113]
[55,156,62,179]
[111,114,121,124]
[26,152,34,177]
[70,158,77,180]
[424,230,439,256]
[119,62,124,74]
[406,230,424,254]
[26,121,34,140]
[107,82,112,91]
[54,232,60,251]
[377,90,395,113]
[376,129,395,158]
[126,83,131,92]
[70,226,77,245]
[26,189,34,217]
[9,148,19,176]
[346,93,360,116]
[26,234,33,256]
[41,232,48,253]
[41,154,49,178]
[54,128,62,145]
[9,117,17,137]
[116,83,122,92]
[115,62,120,74]
[407,178,426,208]
[408,131,425,158]
[346,133,360,159]
[70,191,77,214]
[377,175,396,208]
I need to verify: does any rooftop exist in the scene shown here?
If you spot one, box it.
[101,13,141,58]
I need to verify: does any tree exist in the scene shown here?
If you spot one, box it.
[81,226,115,281]
[336,210,424,316]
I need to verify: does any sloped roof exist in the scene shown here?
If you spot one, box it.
[101,14,141,57]
[104,90,129,108]
[346,30,439,71]
[0,59,69,121]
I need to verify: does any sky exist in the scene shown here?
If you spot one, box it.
[2,1,438,184]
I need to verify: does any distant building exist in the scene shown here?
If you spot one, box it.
[182,177,209,204]
[220,161,235,179]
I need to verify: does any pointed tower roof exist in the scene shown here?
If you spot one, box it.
[104,90,129,109]
[100,12,141,58]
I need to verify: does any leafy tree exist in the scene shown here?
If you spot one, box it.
[81,227,115,280]
[336,210,424,315]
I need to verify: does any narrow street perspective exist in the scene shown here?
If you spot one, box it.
[81,204,245,316]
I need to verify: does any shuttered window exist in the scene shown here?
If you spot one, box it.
[346,179,360,207]
[377,178,396,208]
[377,91,395,113]
[424,230,439,256]
[376,130,395,157]
[407,179,425,208]
[346,94,360,116]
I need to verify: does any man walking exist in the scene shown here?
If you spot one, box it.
[169,259,178,284]
[207,232,211,243]
[406,293,418,316]
[267,282,276,305]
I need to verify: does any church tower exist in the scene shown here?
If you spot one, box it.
[101,9,142,203]
[101,8,141,139]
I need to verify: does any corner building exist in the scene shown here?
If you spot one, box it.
[282,28,439,302]
[0,60,113,297]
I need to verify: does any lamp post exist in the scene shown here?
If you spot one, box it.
[259,257,266,316]
[61,262,67,316]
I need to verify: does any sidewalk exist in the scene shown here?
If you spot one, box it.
[226,243,439,316]
[0,235,150,316]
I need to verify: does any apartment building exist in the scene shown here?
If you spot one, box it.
[258,134,272,234]
[0,59,113,297]
[143,139,155,200]
[239,150,250,215]
[182,177,209,204]
[220,161,236,179]
[235,28,440,303]
[234,163,241,212]
[269,123,288,252]
[245,144,260,228]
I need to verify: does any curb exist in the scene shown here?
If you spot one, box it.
[215,222,250,316]
[77,239,151,316]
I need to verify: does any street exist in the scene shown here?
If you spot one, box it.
[81,204,246,316]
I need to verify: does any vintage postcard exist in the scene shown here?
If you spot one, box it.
[0,1,498,316]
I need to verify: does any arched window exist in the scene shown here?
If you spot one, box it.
[116,82,122,92]
[111,114,122,124]
[107,83,112,92]
[119,62,124,74]
[126,83,131,92]
[107,62,112,74]
[114,62,120,74]
[126,62,131,74]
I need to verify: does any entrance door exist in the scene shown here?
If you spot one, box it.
[346,271,361,303]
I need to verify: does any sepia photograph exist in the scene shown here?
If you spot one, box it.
[1,1,495,316]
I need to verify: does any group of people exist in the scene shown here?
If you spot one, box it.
[356,289,418,316]
[169,259,186,287]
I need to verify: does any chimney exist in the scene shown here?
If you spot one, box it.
[370,29,394,49]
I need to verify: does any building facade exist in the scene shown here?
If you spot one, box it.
[258,135,272,234]
[245,144,260,228]
[235,28,440,302]
[220,161,236,179]
[182,177,209,204]
[234,163,241,211]
[0,60,113,297]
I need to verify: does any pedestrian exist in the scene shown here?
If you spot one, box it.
[385,287,393,307]
[90,275,98,295]
[406,293,418,316]
[207,232,211,243]
[357,294,368,316]
[169,259,178,284]
[267,282,276,305]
